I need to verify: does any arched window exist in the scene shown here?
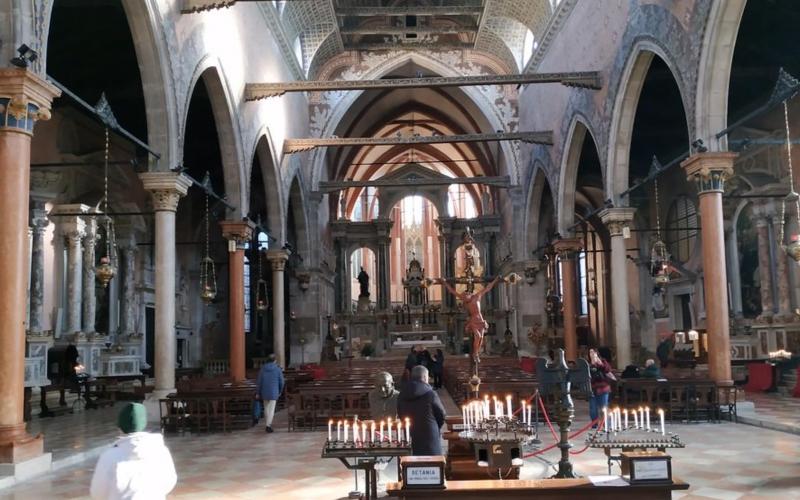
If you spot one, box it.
[447,184,477,218]
[666,195,698,263]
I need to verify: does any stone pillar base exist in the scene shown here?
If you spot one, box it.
[0,424,44,464]
[0,452,51,484]
[143,389,174,423]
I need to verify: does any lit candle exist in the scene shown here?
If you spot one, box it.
[623,409,629,429]
[328,419,333,442]
[527,401,532,427]
[380,420,385,442]
[658,408,664,435]
[397,420,401,441]
[354,416,359,442]
[362,423,367,445]
[639,407,644,429]
[405,417,411,442]
[371,422,375,443]
[610,410,616,432]
[645,407,651,431]
[506,395,513,418]
[615,408,622,431]
[632,409,638,429]
[387,418,392,442]
[462,405,467,428]
[344,422,349,443]
[521,401,527,425]
[337,420,342,441]
[603,407,608,431]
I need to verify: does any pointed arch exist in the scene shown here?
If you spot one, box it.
[182,61,246,216]
[251,130,286,244]
[557,115,601,234]
[526,163,555,253]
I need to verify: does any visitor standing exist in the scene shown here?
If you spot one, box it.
[431,348,445,389]
[256,353,285,433]
[588,348,615,428]
[90,403,177,500]
[397,366,445,455]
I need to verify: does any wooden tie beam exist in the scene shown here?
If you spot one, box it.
[283,131,553,154]
[318,175,511,193]
[246,72,601,99]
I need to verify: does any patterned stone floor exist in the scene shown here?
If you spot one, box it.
[3,395,800,499]
[739,391,800,435]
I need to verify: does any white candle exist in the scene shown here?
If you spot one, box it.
[645,407,651,431]
[337,420,342,441]
[521,401,527,425]
[405,418,411,442]
[328,420,333,441]
[527,402,532,427]
[639,407,644,429]
[380,421,385,442]
[387,418,392,442]
[623,409,628,429]
[462,406,467,428]
[610,410,616,432]
[354,416,359,441]
[371,422,375,443]
[615,408,622,431]
[633,409,639,429]
[397,421,401,441]
[603,407,608,431]
[362,423,367,445]
[506,395,513,418]
[658,409,665,436]
[344,422,349,443]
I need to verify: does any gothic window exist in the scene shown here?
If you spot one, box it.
[447,184,477,218]
[578,251,588,315]
[666,195,698,263]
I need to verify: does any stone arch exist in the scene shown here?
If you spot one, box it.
[379,191,446,221]
[40,0,178,171]
[695,0,747,152]
[525,162,554,253]
[182,60,246,216]
[557,115,600,234]
[286,172,311,261]
[251,130,286,244]
[309,52,519,189]
[606,42,692,204]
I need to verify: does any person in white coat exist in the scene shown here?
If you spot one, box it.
[90,402,177,500]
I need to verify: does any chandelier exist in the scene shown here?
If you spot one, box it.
[777,100,800,262]
[256,249,269,311]
[199,179,217,304]
[95,127,117,288]
[650,160,670,286]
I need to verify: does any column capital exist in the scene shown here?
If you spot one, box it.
[0,68,61,134]
[51,204,89,242]
[599,207,636,237]
[139,172,192,212]
[219,219,255,249]
[553,237,583,259]
[267,249,290,271]
[681,152,737,194]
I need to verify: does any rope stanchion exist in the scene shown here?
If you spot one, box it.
[520,396,603,458]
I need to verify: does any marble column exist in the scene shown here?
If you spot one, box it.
[118,236,138,336]
[0,68,59,465]
[600,207,636,368]
[754,214,775,319]
[554,237,583,361]
[267,249,290,368]
[772,214,793,319]
[220,220,255,381]
[51,205,89,335]
[82,215,97,334]
[29,208,48,333]
[139,173,191,398]
[682,152,737,385]
[724,222,743,317]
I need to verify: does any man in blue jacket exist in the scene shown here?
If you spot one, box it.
[255,354,285,433]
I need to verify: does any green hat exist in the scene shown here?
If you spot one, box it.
[117,403,147,434]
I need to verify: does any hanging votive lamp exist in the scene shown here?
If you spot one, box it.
[256,278,269,311]
[200,256,217,304]
[778,100,800,262]
[96,255,116,287]
[651,239,670,287]
[95,127,117,288]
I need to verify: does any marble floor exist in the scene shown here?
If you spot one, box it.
[2,394,800,499]
[739,391,800,435]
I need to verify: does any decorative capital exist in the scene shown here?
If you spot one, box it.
[0,69,61,134]
[553,237,582,260]
[139,172,192,212]
[219,219,255,250]
[181,0,237,13]
[267,249,290,271]
[51,204,89,243]
[681,152,737,194]
[599,207,636,237]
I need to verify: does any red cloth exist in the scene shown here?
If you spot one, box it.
[520,357,535,374]
[793,367,800,398]
[744,362,774,392]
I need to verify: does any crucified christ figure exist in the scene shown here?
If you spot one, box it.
[437,275,502,364]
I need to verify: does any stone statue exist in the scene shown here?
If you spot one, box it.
[368,371,399,420]
[357,266,370,297]
[438,275,502,364]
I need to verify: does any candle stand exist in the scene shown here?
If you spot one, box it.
[587,429,685,475]
[458,415,538,478]
[322,439,412,500]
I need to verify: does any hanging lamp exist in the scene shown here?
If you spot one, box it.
[256,248,269,311]
[650,158,671,286]
[95,127,117,287]
[777,100,800,262]
[199,179,217,304]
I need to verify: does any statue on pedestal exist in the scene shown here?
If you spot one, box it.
[357,267,370,297]
[402,254,427,306]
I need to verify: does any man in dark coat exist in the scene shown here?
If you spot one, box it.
[397,365,445,456]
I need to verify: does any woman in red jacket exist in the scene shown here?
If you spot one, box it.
[588,348,615,427]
